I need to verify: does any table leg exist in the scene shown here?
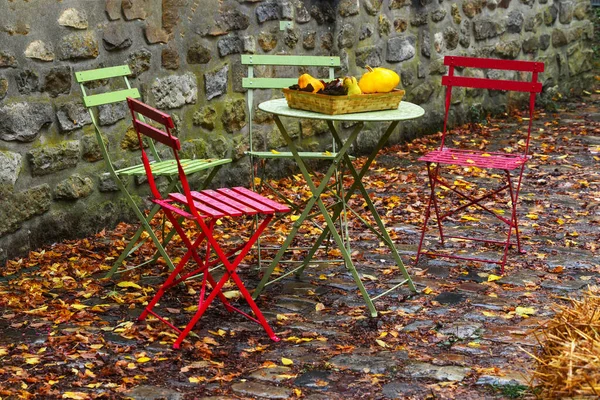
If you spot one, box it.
[253,117,379,315]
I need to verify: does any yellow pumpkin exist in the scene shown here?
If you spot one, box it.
[358,66,400,94]
[298,73,324,93]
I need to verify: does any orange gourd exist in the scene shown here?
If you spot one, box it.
[298,73,324,93]
[358,66,400,94]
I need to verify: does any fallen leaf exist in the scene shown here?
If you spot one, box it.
[281,357,294,366]
[117,281,142,289]
[487,274,502,282]
[515,306,536,317]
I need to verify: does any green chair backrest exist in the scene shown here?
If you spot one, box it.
[241,55,341,153]
[75,65,162,171]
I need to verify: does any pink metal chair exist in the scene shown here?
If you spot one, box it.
[126,97,289,348]
[415,56,544,273]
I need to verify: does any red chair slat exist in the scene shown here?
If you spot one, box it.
[127,97,174,128]
[444,55,544,73]
[190,191,245,217]
[200,189,258,215]
[442,76,542,93]
[168,193,225,218]
[213,188,275,214]
[230,187,291,213]
[152,199,194,219]
[134,120,181,150]
[419,149,527,170]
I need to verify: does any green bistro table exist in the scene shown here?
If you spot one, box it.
[253,98,425,317]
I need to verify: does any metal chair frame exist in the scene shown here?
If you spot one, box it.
[127,98,289,348]
[415,56,544,273]
[75,66,231,278]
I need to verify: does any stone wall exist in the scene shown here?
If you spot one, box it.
[0,0,595,264]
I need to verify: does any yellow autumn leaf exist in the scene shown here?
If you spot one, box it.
[62,393,88,400]
[481,153,491,157]
[270,149,280,154]
[319,274,327,280]
[423,287,433,295]
[290,215,300,221]
[71,304,89,310]
[25,357,40,365]
[281,357,294,366]
[467,342,481,348]
[276,314,289,321]
[515,306,536,316]
[117,281,142,289]
[0,347,7,356]
[294,389,302,396]
[375,339,387,348]
[137,357,151,363]
[482,311,496,317]
[466,159,475,164]
[189,376,205,383]
[461,215,480,222]
[487,274,502,282]
[223,290,241,299]
[323,150,333,156]
[315,303,325,312]
[526,214,539,220]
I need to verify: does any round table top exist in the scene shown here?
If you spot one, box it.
[258,98,425,122]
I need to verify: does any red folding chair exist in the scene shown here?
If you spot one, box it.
[415,56,544,274]
[126,97,289,349]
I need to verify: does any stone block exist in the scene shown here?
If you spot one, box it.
[98,173,120,192]
[339,0,359,17]
[98,102,127,126]
[187,41,211,64]
[58,32,99,60]
[56,102,92,132]
[386,35,416,63]
[338,23,356,49]
[356,45,382,68]
[473,17,506,40]
[54,174,94,200]
[256,2,281,23]
[258,32,278,52]
[217,36,243,57]
[127,49,151,77]
[16,69,40,94]
[0,102,53,142]
[0,151,22,186]
[161,47,179,70]
[204,65,228,100]
[105,0,122,20]
[24,40,55,61]
[495,39,521,58]
[0,184,52,237]
[151,73,197,109]
[42,66,72,97]
[144,24,170,44]
[0,51,18,68]
[221,99,247,133]
[193,106,217,130]
[122,0,147,20]
[58,8,88,29]
[0,78,7,100]
[81,134,104,162]
[28,141,80,176]
[103,24,132,51]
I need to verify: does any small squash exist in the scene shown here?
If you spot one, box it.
[298,73,325,93]
[357,66,400,94]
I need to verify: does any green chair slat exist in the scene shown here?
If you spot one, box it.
[83,88,141,108]
[248,151,349,160]
[242,78,299,89]
[241,54,340,67]
[75,65,132,83]
[116,158,233,177]
[179,158,233,175]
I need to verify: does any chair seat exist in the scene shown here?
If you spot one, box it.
[419,148,528,170]
[115,158,232,176]
[248,151,355,160]
[156,187,290,220]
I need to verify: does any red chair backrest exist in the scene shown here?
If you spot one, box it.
[127,97,201,218]
[439,56,545,153]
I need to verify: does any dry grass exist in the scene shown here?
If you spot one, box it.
[528,286,600,398]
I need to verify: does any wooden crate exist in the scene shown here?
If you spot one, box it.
[283,88,405,115]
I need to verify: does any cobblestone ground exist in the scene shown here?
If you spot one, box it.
[1,93,599,399]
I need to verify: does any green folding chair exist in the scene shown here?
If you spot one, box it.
[75,65,232,278]
[241,55,351,286]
